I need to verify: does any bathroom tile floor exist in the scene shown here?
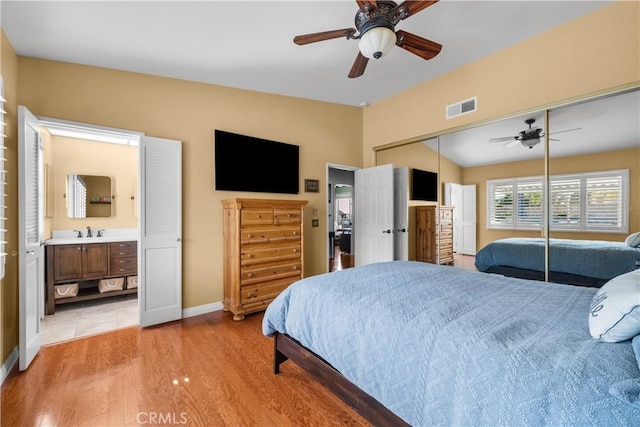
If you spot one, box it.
[41,294,138,345]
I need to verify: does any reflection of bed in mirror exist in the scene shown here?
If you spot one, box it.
[475,237,640,287]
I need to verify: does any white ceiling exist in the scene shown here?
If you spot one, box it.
[1,0,613,107]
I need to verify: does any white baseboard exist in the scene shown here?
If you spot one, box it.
[182,301,224,319]
[1,347,18,385]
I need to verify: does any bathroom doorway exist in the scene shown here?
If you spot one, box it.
[37,119,141,345]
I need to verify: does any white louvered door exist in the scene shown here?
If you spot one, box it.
[18,106,44,370]
[139,136,182,327]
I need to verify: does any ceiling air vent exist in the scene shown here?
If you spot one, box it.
[446,97,477,119]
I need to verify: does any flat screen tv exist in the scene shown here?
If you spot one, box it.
[214,130,299,194]
[411,168,438,202]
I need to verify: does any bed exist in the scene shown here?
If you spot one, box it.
[474,237,640,287]
[262,261,640,426]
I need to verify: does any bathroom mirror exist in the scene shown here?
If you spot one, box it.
[66,174,112,218]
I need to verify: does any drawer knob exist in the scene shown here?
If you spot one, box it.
[247,273,254,278]
[293,248,298,253]
[248,254,254,259]
[292,231,298,235]
[256,214,261,218]
[287,214,291,218]
[248,234,254,239]
[248,292,256,299]
[293,265,298,271]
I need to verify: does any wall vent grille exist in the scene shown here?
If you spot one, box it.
[446,97,477,119]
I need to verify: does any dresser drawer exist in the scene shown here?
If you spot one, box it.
[241,208,274,226]
[439,209,453,220]
[241,227,301,244]
[274,208,301,224]
[439,229,452,239]
[241,262,301,285]
[110,241,137,258]
[241,278,295,305]
[110,257,137,275]
[241,243,301,265]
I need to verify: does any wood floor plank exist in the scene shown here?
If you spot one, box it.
[2,311,369,426]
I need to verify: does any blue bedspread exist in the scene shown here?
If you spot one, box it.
[475,237,640,280]
[263,261,640,426]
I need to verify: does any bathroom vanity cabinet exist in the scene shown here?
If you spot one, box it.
[45,240,138,314]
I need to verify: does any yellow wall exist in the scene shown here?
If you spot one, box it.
[1,29,19,363]
[16,57,363,314]
[48,136,137,230]
[364,2,640,166]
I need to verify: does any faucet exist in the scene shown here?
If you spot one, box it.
[73,229,83,238]
[97,229,105,238]
[86,226,92,238]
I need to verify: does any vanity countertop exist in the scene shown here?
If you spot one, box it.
[45,236,138,245]
[46,228,137,245]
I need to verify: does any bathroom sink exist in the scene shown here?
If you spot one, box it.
[47,228,138,245]
[45,236,137,245]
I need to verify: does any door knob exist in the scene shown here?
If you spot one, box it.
[382,229,392,234]
[397,228,406,233]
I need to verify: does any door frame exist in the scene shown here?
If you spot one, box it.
[17,115,178,365]
[326,163,359,272]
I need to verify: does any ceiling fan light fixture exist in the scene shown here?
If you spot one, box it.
[522,138,540,149]
[358,26,396,59]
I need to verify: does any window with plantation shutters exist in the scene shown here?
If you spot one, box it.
[585,172,626,231]
[487,181,514,228]
[0,76,6,279]
[488,169,628,233]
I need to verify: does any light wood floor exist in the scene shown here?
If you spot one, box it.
[1,311,368,426]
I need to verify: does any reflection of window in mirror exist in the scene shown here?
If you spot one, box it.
[66,174,112,218]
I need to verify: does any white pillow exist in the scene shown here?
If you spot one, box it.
[589,269,640,342]
[626,232,640,248]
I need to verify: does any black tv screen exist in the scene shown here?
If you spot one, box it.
[411,168,438,201]
[214,130,299,194]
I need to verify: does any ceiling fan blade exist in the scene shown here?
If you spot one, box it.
[503,140,520,148]
[396,30,442,61]
[549,138,560,141]
[293,28,356,45]
[396,0,439,20]
[549,127,582,135]
[488,136,516,143]
[348,52,369,79]
[356,0,377,10]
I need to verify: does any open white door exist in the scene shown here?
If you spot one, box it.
[445,182,477,255]
[18,106,44,370]
[393,167,409,261]
[139,136,182,327]
[460,184,477,255]
[354,164,394,267]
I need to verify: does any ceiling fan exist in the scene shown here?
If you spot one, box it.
[488,118,582,149]
[293,0,442,78]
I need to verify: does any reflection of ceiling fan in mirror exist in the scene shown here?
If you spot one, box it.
[488,118,582,149]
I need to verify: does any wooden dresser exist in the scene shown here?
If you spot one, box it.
[222,198,308,321]
[416,205,454,265]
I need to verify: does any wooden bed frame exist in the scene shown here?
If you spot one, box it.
[273,332,409,426]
